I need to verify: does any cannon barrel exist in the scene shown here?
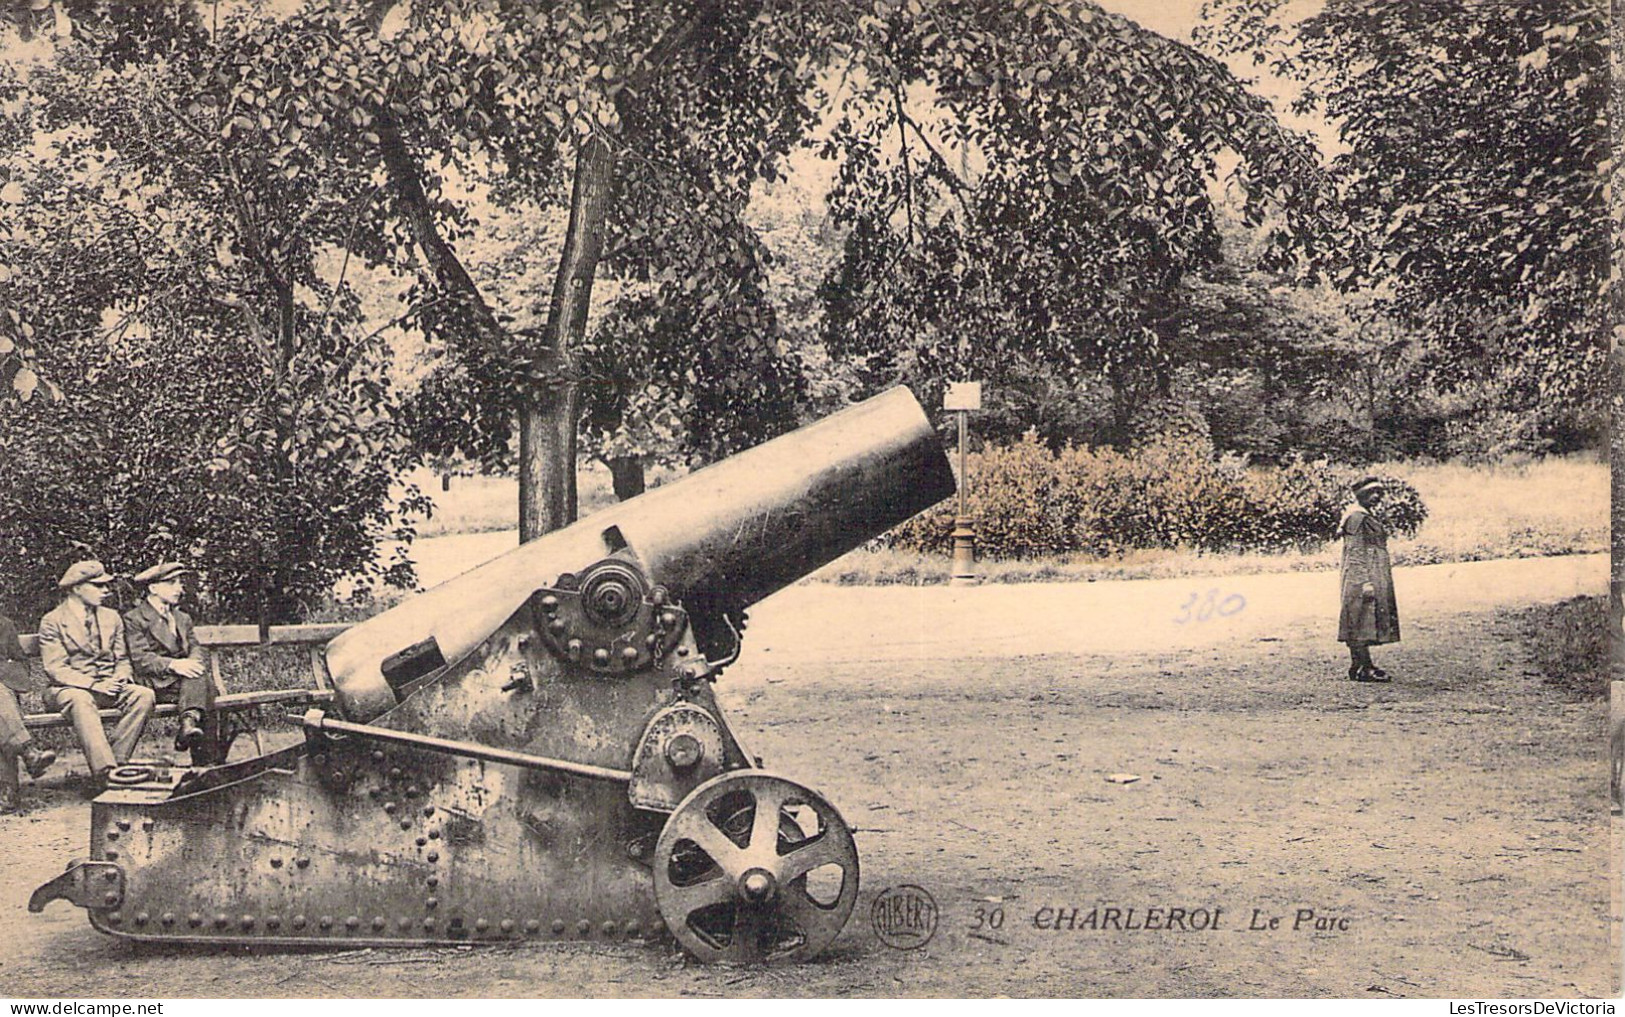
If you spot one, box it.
[325,386,956,720]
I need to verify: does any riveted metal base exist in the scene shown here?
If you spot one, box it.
[45,605,759,951]
[73,740,671,948]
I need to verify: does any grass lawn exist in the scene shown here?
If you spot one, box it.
[406,462,681,538]
[402,454,1605,586]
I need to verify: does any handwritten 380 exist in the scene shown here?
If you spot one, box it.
[1173,588,1246,625]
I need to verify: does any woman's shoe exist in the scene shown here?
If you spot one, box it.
[1353,666,1391,683]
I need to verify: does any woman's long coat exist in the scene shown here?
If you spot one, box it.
[1338,504,1400,645]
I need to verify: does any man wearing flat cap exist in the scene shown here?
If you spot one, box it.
[125,561,212,759]
[1338,476,1400,682]
[38,560,155,788]
[0,609,56,812]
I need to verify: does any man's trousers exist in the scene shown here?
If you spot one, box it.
[44,684,155,774]
[153,673,214,713]
[0,685,30,756]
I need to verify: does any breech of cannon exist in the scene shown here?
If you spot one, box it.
[30,386,956,963]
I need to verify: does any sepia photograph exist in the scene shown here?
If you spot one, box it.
[0,0,1615,1002]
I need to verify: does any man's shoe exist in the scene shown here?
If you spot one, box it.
[19,745,56,780]
[85,767,112,798]
[174,711,205,752]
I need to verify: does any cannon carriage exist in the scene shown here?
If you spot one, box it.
[30,387,956,963]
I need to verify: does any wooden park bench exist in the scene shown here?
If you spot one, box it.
[4,622,349,797]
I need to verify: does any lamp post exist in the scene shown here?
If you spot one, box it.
[944,381,981,586]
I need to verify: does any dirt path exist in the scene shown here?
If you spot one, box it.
[732,553,1605,668]
[0,561,1613,998]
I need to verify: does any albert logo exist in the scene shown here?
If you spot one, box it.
[871,884,939,950]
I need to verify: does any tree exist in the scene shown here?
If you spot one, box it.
[8,0,1345,558]
[812,3,1343,443]
[240,0,1338,524]
[0,9,426,622]
[348,0,819,534]
[1163,252,1402,461]
[1609,0,1623,679]
[1196,0,1611,438]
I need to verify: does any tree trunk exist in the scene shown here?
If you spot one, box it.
[266,278,306,623]
[1105,365,1135,447]
[1612,333,1624,680]
[1364,364,1378,460]
[518,134,614,541]
[1609,0,1624,684]
[608,456,646,501]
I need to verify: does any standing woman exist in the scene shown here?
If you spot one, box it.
[1339,476,1400,682]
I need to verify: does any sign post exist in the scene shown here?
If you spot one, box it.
[943,381,982,586]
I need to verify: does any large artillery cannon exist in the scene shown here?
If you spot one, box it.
[30,387,956,963]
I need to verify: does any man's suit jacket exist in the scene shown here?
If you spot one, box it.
[0,614,23,661]
[37,599,133,690]
[124,600,202,689]
[0,613,32,692]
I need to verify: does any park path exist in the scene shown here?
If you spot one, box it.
[402,532,1602,671]
[0,548,1607,998]
[733,553,1606,672]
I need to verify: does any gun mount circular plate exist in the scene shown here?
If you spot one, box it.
[532,560,688,676]
[653,771,858,964]
[107,765,158,787]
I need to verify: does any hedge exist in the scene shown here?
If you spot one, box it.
[890,434,1427,559]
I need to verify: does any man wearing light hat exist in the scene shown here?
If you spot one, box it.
[1338,476,1400,682]
[0,609,56,811]
[38,560,155,787]
[125,561,212,758]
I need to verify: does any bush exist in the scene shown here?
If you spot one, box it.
[1514,595,1608,700]
[1442,409,1553,464]
[889,434,1427,559]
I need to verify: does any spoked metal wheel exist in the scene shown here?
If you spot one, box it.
[653,771,859,963]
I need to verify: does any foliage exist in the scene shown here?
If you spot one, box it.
[1196,0,1610,433]
[368,0,1337,489]
[3,0,1587,619]
[0,308,426,625]
[963,357,1120,450]
[353,0,819,513]
[0,13,426,622]
[888,433,1425,560]
[815,2,1342,442]
[1,0,1355,537]
[579,249,803,468]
